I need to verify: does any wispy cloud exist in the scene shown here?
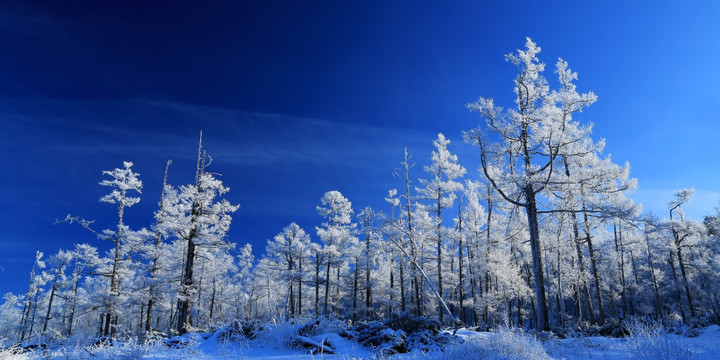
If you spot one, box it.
[0,98,446,222]
[0,98,434,169]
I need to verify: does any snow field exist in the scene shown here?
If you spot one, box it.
[4,322,720,359]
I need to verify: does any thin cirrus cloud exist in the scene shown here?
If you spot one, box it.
[1,98,432,169]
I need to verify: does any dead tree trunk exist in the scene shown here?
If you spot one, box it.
[177,134,206,335]
[147,159,172,332]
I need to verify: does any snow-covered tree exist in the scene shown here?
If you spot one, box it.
[465,38,565,331]
[416,133,466,324]
[60,161,144,337]
[316,190,356,317]
[163,135,239,334]
[666,189,705,320]
[266,222,312,319]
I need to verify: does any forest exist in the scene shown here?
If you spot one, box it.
[2,39,719,357]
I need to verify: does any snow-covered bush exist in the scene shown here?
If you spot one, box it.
[297,316,347,337]
[8,338,174,360]
[435,328,551,360]
[349,313,458,356]
[0,343,30,360]
[598,317,629,338]
[384,312,441,334]
[215,319,266,343]
[353,321,407,356]
[625,319,692,360]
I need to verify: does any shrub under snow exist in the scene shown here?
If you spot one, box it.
[434,328,551,360]
[624,319,692,360]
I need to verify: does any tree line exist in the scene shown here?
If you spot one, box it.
[2,38,720,342]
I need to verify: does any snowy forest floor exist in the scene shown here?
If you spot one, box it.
[4,319,720,360]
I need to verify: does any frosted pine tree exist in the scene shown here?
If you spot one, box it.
[163,136,239,334]
[316,191,356,317]
[61,161,143,337]
[465,39,596,330]
[417,133,466,324]
[266,222,312,319]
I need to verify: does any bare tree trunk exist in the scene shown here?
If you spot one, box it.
[288,261,295,318]
[315,251,321,316]
[668,252,687,322]
[572,214,595,324]
[389,263,395,316]
[457,197,465,324]
[177,134,205,335]
[209,278,217,324]
[323,260,331,316]
[582,203,605,325]
[365,227,372,320]
[401,148,422,316]
[676,246,696,318]
[614,221,628,317]
[388,231,462,326]
[335,267,341,317]
[644,225,663,319]
[670,197,696,319]
[28,290,40,339]
[43,261,66,334]
[555,226,566,328]
[400,259,406,313]
[484,185,493,326]
[525,185,550,331]
[352,258,359,324]
[20,253,43,341]
[147,159,172,332]
[67,261,81,336]
[298,257,303,316]
[436,189,444,324]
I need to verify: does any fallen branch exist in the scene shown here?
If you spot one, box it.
[294,335,334,354]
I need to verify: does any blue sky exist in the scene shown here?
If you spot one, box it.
[1,1,719,296]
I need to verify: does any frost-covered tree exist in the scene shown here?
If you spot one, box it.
[356,206,382,322]
[18,251,45,341]
[465,38,566,331]
[61,161,144,337]
[666,189,704,320]
[417,133,466,324]
[266,222,312,319]
[459,180,487,325]
[463,38,638,330]
[164,135,239,334]
[316,190,356,317]
[143,159,173,333]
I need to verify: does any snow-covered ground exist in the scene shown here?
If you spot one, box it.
[4,323,720,359]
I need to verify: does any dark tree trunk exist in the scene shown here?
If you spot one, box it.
[572,213,595,324]
[436,190,444,324]
[365,229,372,320]
[177,137,205,335]
[323,260,331,316]
[315,251,321,316]
[457,197,465,324]
[676,246,696,318]
[614,222,628,317]
[147,160,172,333]
[298,258,303,316]
[525,185,550,331]
[668,252,687,322]
[209,278,217,323]
[288,261,294,318]
[352,259,359,324]
[583,204,605,325]
[644,227,663,319]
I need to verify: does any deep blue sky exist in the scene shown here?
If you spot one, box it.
[1,1,719,296]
